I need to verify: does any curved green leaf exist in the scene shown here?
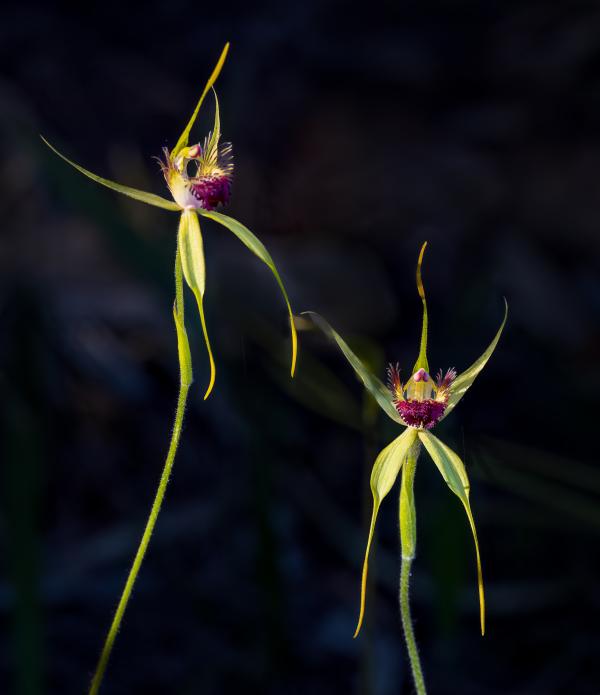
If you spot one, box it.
[41,136,180,211]
[200,209,297,377]
[303,312,402,424]
[355,427,417,637]
[178,211,216,399]
[172,43,230,159]
[418,430,485,635]
[442,299,508,420]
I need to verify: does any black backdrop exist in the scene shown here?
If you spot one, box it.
[1,2,599,694]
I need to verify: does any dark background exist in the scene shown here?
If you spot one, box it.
[1,2,599,694]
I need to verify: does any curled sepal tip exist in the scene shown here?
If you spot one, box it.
[418,430,485,636]
[354,427,418,638]
[412,241,429,374]
[199,209,297,377]
[172,43,230,159]
[178,210,216,399]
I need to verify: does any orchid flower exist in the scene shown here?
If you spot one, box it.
[41,45,297,695]
[306,243,506,694]
[42,42,297,400]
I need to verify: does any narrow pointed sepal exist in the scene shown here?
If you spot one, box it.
[177,210,216,399]
[41,136,181,211]
[303,312,403,424]
[199,209,298,377]
[412,241,430,374]
[418,430,485,635]
[354,427,418,638]
[442,298,508,421]
[172,43,230,159]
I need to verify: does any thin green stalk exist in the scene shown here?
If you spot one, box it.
[89,247,191,695]
[399,444,427,695]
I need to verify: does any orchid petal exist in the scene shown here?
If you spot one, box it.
[41,136,181,211]
[418,430,485,635]
[412,242,429,374]
[303,312,402,424]
[442,299,508,420]
[172,43,230,159]
[354,427,417,637]
[178,211,216,399]
[200,209,297,377]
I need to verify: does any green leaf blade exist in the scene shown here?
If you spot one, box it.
[41,136,180,211]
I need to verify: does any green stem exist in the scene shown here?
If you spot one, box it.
[89,248,190,695]
[399,445,427,695]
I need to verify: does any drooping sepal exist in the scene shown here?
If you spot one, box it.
[304,313,403,424]
[200,209,298,377]
[172,43,230,159]
[418,430,485,636]
[354,427,418,638]
[442,299,508,421]
[177,210,216,399]
[41,137,181,211]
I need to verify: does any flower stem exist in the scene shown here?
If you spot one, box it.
[398,444,427,695]
[89,248,190,695]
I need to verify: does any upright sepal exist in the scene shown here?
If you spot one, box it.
[442,299,508,420]
[418,430,485,635]
[355,427,417,637]
[304,312,403,424]
[201,209,298,377]
[177,210,216,399]
[41,137,181,211]
[412,242,429,374]
[172,43,230,159]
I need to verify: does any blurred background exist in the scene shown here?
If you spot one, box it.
[1,2,599,694]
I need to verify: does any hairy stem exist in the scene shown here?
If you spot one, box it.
[399,445,427,695]
[89,248,190,694]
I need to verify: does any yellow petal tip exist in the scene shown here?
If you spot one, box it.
[203,362,216,400]
[289,320,298,377]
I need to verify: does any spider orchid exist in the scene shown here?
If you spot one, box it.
[41,45,297,695]
[42,43,297,399]
[305,243,506,666]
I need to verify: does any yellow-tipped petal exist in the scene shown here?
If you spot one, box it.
[172,43,230,159]
[354,500,380,638]
[178,211,217,398]
[41,136,181,211]
[412,241,429,374]
[354,427,418,638]
[196,292,216,400]
[418,430,485,635]
[199,209,298,377]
